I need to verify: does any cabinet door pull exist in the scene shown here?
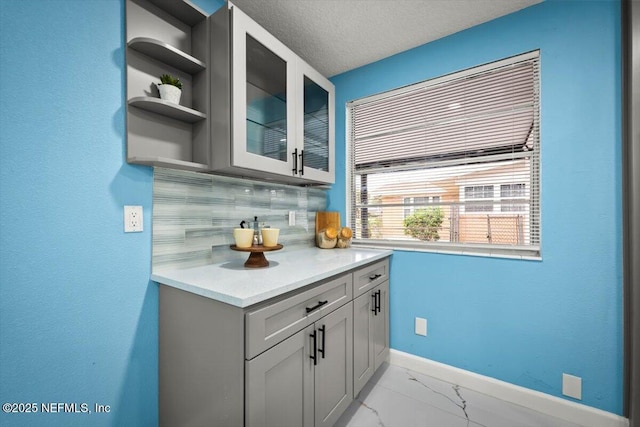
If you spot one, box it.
[376,290,381,314]
[306,299,328,313]
[299,150,304,175]
[292,148,299,174]
[310,330,317,366]
[318,325,325,359]
[371,292,377,315]
[369,273,382,281]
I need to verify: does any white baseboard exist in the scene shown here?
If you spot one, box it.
[389,349,628,427]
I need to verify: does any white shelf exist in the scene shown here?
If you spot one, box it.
[128,96,206,123]
[128,156,209,171]
[146,0,207,26]
[128,37,205,74]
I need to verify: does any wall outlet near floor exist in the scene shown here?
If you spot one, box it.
[415,317,427,336]
[124,205,143,232]
[562,373,582,400]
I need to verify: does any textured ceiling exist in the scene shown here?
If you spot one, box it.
[228,0,542,77]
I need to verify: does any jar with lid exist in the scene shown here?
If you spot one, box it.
[336,227,353,248]
[316,227,338,249]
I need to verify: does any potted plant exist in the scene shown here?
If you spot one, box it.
[157,74,182,104]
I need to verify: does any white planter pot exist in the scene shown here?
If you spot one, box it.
[158,84,182,104]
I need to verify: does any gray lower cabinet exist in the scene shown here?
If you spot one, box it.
[246,324,315,427]
[353,280,390,397]
[246,302,353,427]
[313,302,354,427]
[159,257,389,427]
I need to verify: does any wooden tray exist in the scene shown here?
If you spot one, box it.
[315,211,340,234]
[230,244,283,268]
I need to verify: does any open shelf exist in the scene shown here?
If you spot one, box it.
[128,37,206,74]
[128,96,206,123]
[126,0,210,174]
[146,0,207,26]
[128,156,209,171]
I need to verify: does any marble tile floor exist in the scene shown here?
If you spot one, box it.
[335,363,585,427]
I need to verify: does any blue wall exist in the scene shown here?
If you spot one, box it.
[329,0,623,415]
[0,0,222,425]
[0,0,623,423]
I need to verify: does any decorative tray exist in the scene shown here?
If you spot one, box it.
[230,244,283,268]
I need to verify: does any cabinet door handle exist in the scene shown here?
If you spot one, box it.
[369,273,382,281]
[318,325,325,359]
[306,300,328,313]
[299,150,304,175]
[292,148,298,175]
[310,330,317,366]
[376,290,381,314]
[371,292,377,315]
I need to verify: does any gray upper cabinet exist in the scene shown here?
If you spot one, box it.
[125,0,210,171]
[205,3,335,184]
[126,1,334,184]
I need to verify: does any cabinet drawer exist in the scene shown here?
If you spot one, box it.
[246,273,353,360]
[353,259,389,298]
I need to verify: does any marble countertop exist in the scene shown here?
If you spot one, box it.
[151,247,392,308]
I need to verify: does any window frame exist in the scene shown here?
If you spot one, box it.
[345,51,541,260]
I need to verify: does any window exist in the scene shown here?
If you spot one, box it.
[464,186,494,213]
[347,51,540,257]
[500,183,527,212]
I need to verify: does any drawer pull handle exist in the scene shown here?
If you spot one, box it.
[318,325,326,359]
[292,148,298,174]
[306,300,328,314]
[371,290,381,315]
[299,150,304,175]
[369,273,382,281]
[310,330,317,365]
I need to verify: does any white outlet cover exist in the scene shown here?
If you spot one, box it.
[124,205,143,233]
[562,373,582,400]
[415,317,427,336]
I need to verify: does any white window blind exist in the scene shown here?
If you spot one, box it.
[347,51,541,257]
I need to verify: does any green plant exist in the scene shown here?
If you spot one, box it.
[159,74,182,90]
[403,207,444,241]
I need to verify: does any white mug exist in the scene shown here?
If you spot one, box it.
[261,228,280,247]
[233,228,254,248]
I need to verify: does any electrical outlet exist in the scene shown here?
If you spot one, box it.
[124,205,143,232]
[562,373,582,400]
[289,211,296,226]
[415,317,427,336]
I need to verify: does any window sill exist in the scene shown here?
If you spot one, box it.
[351,240,542,261]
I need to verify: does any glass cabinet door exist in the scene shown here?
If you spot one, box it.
[245,35,287,162]
[231,6,296,176]
[297,61,335,183]
[303,76,328,171]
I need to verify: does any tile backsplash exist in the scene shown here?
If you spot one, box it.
[152,168,327,271]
